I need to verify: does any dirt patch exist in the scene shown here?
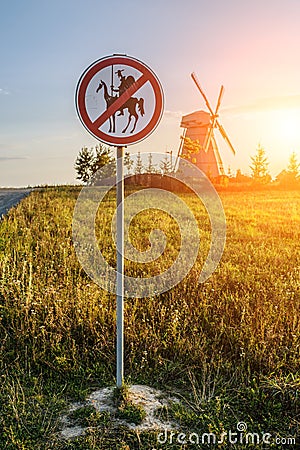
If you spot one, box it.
[60,384,179,439]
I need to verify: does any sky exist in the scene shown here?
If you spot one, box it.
[1,0,300,186]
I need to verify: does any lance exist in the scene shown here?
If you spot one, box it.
[111,64,114,96]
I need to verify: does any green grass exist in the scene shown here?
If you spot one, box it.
[112,385,146,425]
[0,186,299,449]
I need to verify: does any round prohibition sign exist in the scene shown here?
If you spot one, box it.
[75,55,164,146]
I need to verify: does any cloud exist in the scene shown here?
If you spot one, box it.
[0,156,27,161]
[0,88,10,95]
[223,94,300,116]
[163,110,183,119]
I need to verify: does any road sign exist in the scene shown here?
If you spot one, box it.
[75,54,164,388]
[75,55,164,146]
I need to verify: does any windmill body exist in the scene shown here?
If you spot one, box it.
[177,73,236,179]
[180,110,223,178]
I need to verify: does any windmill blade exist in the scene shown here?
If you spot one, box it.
[203,123,214,153]
[215,85,224,116]
[203,85,224,153]
[191,71,214,153]
[191,73,236,156]
[212,135,225,175]
[216,120,236,155]
[174,127,187,170]
[191,72,215,116]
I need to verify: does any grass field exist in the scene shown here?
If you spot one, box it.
[0,186,299,449]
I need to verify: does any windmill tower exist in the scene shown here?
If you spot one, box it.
[177,73,236,178]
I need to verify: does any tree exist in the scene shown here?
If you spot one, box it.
[287,151,300,178]
[74,147,94,183]
[276,152,300,186]
[145,153,157,173]
[180,136,202,164]
[227,166,233,178]
[91,144,115,182]
[235,168,251,184]
[134,151,144,175]
[74,144,115,184]
[249,144,271,183]
[124,151,134,175]
[160,155,173,175]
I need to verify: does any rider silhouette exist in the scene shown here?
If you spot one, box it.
[113,69,135,116]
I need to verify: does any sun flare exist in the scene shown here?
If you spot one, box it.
[276,110,300,143]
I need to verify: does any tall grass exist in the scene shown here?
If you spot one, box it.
[0,186,299,449]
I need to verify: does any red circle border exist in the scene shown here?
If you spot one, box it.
[75,55,164,146]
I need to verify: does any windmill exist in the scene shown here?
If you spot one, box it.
[177,72,236,178]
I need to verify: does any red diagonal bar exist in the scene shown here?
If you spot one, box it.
[92,73,149,131]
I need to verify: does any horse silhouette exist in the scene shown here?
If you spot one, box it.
[96,80,145,133]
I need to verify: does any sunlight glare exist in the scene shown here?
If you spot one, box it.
[277,110,300,143]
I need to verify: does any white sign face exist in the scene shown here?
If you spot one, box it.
[75,55,164,146]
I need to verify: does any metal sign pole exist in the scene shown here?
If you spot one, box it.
[75,55,164,388]
[116,146,124,388]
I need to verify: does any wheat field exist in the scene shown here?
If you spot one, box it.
[0,186,299,449]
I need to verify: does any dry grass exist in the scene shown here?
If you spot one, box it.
[0,186,299,449]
